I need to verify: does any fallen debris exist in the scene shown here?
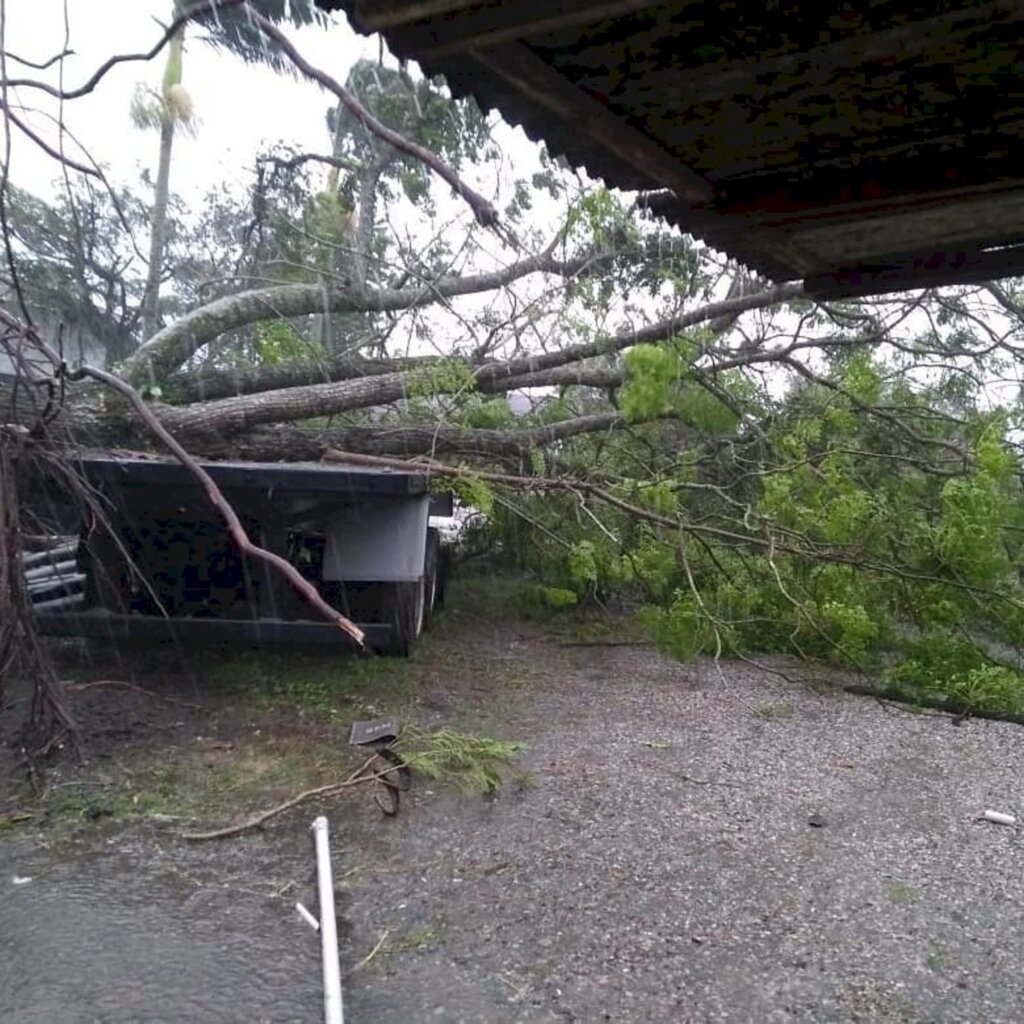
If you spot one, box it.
[349,930,390,976]
[980,809,1017,826]
[180,753,385,841]
[312,816,344,1024]
[296,902,320,933]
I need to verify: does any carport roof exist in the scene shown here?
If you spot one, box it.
[326,1,1024,297]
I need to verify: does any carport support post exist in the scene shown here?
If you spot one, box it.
[312,816,344,1024]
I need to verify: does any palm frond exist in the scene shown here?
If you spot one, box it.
[189,0,329,72]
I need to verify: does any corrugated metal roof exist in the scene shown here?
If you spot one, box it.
[326,0,1024,296]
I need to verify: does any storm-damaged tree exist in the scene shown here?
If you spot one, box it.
[5,0,1024,724]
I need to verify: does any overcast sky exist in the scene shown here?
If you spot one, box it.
[3,1,496,206]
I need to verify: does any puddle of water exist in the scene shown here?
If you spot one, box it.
[1,850,322,1024]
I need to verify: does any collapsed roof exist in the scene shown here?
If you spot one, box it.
[327,1,1024,297]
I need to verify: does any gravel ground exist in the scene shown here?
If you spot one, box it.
[4,618,1024,1022]
[333,637,1024,1022]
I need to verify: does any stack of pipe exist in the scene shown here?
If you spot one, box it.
[21,535,85,611]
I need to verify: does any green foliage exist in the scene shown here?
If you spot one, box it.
[639,595,718,662]
[541,587,578,608]
[438,466,495,517]
[619,340,736,433]
[567,540,600,589]
[5,181,149,362]
[566,188,638,250]
[620,342,689,421]
[406,359,476,399]
[483,340,1024,696]
[397,727,522,795]
[887,633,986,691]
[333,60,490,203]
[887,634,1024,715]
[252,320,322,365]
[818,599,880,666]
[458,397,515,429]
[842,352,882,404]
[192,0,327,70]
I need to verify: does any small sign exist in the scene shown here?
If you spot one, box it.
[349,718,400,747]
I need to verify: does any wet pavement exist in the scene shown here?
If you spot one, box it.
[4,630,1024,1022]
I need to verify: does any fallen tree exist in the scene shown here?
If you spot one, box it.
[5,0,1024,732]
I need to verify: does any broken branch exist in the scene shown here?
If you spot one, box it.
[244,5,499,229]
[66,364,365,646]
[181,753,384,841]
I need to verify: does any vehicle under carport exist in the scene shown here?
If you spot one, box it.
[23,454,452,656]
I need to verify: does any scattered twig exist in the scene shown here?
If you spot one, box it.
[842,683,1024,725]
[180,754,382,841]
[348,930,390,975]
[64,679,202,711]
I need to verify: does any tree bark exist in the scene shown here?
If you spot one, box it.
[184,412,628,464]
[168,353,434,401]
[169,354,623,403]
[121,245,725,385]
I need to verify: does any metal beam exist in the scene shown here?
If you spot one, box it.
[806,241,1024,299]
[468,42,813,275]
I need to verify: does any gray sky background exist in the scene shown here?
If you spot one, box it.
[4,1,541,209]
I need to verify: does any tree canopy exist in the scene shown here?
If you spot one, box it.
[5,0,1024,719]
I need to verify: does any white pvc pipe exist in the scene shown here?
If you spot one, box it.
[982,809,1017,826]
[21,541,78,567]
[24,559,77,582]
[312,816,344,1024]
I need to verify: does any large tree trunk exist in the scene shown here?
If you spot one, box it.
[181,412,630,464]
[123,270,803,387]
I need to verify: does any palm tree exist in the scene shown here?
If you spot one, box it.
[135,0,328,346]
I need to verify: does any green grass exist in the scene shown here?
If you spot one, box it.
[205,649,417,722]
[28,721,526,837]
[754,700,795,720]
[44,736,346,830]
[7,574,544,838]
[884,880,919,905]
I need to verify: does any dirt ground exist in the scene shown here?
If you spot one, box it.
[3,576,1024,1022]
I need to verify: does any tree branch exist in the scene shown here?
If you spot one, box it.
[122,248,624,384]
[473,281,805,386]
[187,412,630,464]
[1,0,246,100]
[62,363,365,646]
[243,5,499,229]
[323,450,1024,608]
